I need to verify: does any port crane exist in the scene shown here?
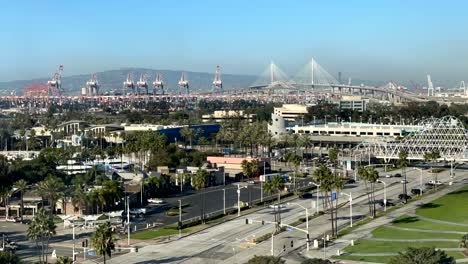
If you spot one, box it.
[137,74,149,95]
[47,65,64,96]
[85,73,99,95]
[123,74,135,95]
[178,72,189,95]
[152,73,164,95]
[212,65,222,93]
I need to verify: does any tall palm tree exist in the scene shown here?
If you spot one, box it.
[264,175,285,231]
[313,164,336,236]
[36,175,65,214]
[0,186,10,220]
[27,208,56,263]
[397,150,409,202]
[359,166,379,218]
[14,179,28,222]
[193,170,209,223]
[71,187,88,215]
[91,223,115,264]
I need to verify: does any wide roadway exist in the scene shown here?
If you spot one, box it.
[97,167,461,264]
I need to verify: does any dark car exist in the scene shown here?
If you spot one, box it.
[398,194,412,201]
[378,199,395,207]
[300,192,313,199]
[345,178,356,184]
[394,173,402,177]
[411,188,424,195]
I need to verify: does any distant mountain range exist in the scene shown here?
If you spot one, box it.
[0,68,258,95]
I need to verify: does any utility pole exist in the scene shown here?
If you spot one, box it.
[127,196,130,246]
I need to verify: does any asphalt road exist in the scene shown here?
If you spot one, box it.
[91,167,466,264]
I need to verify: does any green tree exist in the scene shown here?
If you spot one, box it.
[313,164,343,236]
[56,256,73,264]
[264,175,285,231]
[241,160,253,180]
[36,175,65,214]
[388,247,455,264]
[14,179,28,222]
[358,166,379,218]
[0,251,20,264]
[397,150,409,202]
[27,208,56,263]
[0,186,10,220]
[193,169,209,223]
[246,255,285,264]
[71,187,88,215]
[91,223,115,264]
[460,234,468,252]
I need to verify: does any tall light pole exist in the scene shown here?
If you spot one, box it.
[127,196,130,245]
[341,192,353,227]
[287,202,309,251]
[178,199,182,238]
[413,168,423,196]
[261,160,266,202]
[310,182,320,214]
[223,189,226,215]
[377,180,387,211]
[237,184,247,216]
[72,220,76,264]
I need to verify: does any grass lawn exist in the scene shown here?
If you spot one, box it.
[392,215,468,233]
[371,226,463,240]
[343,239,458,254]
[334,255,390,263]
[415,185,468,224]
[335,252,466,264]
[131,226,194,240]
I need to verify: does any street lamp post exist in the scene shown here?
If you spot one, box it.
[237,184,247,216]
[413,168,423,196]
[287,202,309,251]
[178,199,182,238]
[127,196,130,245]
[378,180,387,211]
[261,160,266,202]
[223,189,226,215]
[310,182,320,214]
[72,220,76,264]
[341,192,353,227]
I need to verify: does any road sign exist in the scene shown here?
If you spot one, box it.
[332,192,337,201]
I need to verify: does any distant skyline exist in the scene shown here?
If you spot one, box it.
[2,0,468,85]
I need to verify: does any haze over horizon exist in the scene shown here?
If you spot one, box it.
[2,0,468,84]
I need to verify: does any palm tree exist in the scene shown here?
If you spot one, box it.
[36,175,65,214]
[264,175,285,231]
[91,223,115,264]
[397,150,409,202]
[56,256,73,264]
[27,208,56,263]
[193,170,209,223]
[14,179,28,222]
[241,160,252,180]
[0,187,10,220]
[71,187,88,215]
[313,164,336,236]
[359,166,379,218]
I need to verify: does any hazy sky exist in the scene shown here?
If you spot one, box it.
[1,0,468,83]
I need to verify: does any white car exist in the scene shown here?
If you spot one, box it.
[400,180,409,184]
[147,198,164,204]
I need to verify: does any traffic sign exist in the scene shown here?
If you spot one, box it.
[332,192,337,201]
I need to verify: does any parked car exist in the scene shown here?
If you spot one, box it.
[400,179,409,184]
[385,174,392,178]
[426,180,443,186]
[300,192,313,199]
[345,178,356,184]
[394,173,402,177]
[398,194,412,201]
[147,198,164,204]
[411,188,424,195]
[378,199,395,207]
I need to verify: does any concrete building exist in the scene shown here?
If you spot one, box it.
[338,96,368,112]
[291,122,422,139]
[202,110,255,123]
[206,156,270,179]
[268,104,308,138]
